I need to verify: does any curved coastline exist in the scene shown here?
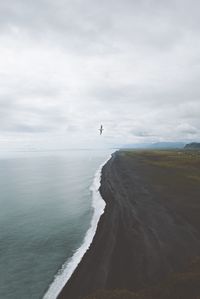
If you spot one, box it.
[43,153,113,299]
[57,150,200,299]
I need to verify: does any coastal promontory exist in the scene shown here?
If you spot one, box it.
[184,142,200,150]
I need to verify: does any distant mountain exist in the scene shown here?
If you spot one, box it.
[121,142,185,149]
[120,143,152,149]
[149,142,185,149]
[184,142,200,150]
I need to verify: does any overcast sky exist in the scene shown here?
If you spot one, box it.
[0,0,200,150]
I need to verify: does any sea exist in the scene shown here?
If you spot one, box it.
[0,149,112,299]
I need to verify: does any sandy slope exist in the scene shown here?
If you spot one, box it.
[57,151,200,299]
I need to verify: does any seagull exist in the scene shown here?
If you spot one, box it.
[99,125,104,135]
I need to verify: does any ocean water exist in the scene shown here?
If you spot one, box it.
[0,149,112,299]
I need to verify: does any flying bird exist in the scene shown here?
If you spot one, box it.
[99,125,104,135]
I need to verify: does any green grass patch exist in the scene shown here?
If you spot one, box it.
[123,149,200,184]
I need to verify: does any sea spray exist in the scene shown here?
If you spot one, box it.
[43,155,111,299]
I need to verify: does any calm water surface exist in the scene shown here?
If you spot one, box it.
[0,150,111,299]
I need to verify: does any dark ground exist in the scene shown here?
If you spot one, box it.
[58,150,200,299]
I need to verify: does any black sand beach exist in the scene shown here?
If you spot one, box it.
[58,150,200,299]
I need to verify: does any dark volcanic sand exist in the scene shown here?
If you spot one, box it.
[57,151,200,299]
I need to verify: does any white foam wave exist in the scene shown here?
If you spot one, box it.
[43,154,111,299]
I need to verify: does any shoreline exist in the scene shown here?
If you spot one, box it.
[57,150,200,299]
[43,154,112,299]
[57,153,116,299]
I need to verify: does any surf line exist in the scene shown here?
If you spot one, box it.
[43,154,112,299]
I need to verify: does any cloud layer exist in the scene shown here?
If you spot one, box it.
[0,0,200,149]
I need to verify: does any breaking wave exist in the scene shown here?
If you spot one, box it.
[43,155,111,299]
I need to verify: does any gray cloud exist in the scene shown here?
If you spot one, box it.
[0,0,200,149]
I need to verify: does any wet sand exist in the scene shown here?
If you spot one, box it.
[57,150,200,299]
